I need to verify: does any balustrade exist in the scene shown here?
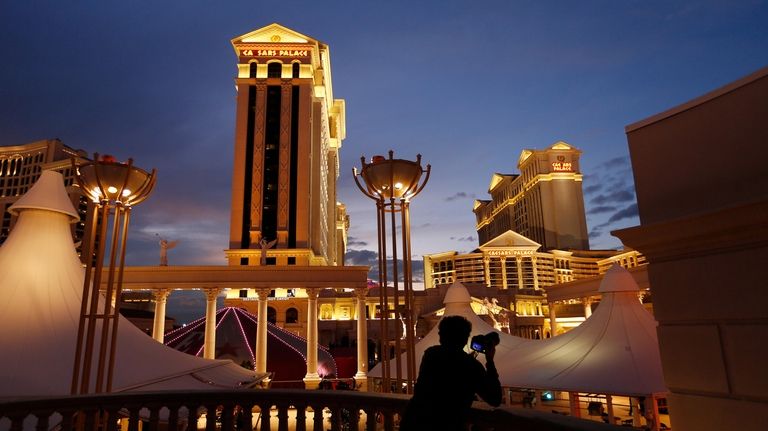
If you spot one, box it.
[0,389,625,431]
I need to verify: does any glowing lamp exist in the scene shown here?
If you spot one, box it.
[356,154,425,200]
[76,155,156,206]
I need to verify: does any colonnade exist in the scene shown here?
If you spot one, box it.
[150,286,369,390]
[482,254,539,290]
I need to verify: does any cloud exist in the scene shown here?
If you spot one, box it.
[606,203,639,223]
[583,183,603,195]
[587,205,616,215]
[450,236,476,242]
[344,249,424,284]
[346,236,368,248]
[590,188,634,205]
[445,192,475,202]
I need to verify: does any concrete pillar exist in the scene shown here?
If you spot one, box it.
[549,301,558,336]
[203,288,221,359]
[303,288,321,389]
[151,289,172,342]
[606,395,615,425]
[500,257,508,289]
[515,256,524,289]
[531,256,539,290]
[583,297,593,319]
[483,256,491,287]
[569,392,581,418]
[354,287,369,391]
[255,288,270,374]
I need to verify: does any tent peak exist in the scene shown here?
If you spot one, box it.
[443,281,471,304]
[599,264,640,293]
[8,171,79,222]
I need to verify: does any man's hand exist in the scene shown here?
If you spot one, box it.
[485,343,496,363]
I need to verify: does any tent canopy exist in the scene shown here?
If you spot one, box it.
[494,265,667,397]
[0,172,266,398]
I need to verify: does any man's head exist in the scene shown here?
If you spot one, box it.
[438,315,472,349]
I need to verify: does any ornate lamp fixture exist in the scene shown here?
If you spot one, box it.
[353,151,430,393]
[70,154,156,394]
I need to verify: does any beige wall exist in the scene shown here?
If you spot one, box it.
[616,67,768,431]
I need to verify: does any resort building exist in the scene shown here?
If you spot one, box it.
[423,231,645,337]
[0,139,91,252]
[474,141,589,251]
[226,23,347,267]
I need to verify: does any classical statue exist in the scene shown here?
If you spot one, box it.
[157,235,179,266]
[258,238,277,265]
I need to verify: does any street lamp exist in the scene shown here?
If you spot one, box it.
[353,151,430,393]
[70,154,156,394]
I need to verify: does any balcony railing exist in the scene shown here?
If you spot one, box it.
[0,389,626,431]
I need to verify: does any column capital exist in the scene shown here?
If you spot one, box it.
[499,256,507,263]
[354,287,369,301]
[203,287,222,301]
[530,255,538,263]
[153,288,172,302]
[305,288,319,300]
[256,288,271,300]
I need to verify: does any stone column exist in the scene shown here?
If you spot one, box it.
[354,287,369,391]
[606,395,615,425]
[500,257,508,289]
[515,256,524,289]
[583,297,592,319]
[531,256,539,290]
[151,289,172,342]
[255,288,270,374]
[203,288,221,359]
[569,392,581,418]
[549,302,558,337]
[303,288,321,389]
[483,256,491,287]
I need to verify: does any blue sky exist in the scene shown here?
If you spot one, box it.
[2,1,767,321]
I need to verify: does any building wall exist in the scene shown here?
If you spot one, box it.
[616,67,768,431]
[227,24,346,267]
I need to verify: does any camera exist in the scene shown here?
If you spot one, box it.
[470,332,500,354]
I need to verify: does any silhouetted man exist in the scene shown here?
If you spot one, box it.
[400,316,502,431]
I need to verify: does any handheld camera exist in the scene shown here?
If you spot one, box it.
[470,331,500,354]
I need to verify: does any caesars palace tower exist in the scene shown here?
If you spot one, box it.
[226,23,348,268]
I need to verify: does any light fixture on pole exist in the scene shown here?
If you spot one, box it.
[353,151,430,393]
[70,154,156,394]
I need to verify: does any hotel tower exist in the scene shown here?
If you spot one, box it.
[227,23,348,267]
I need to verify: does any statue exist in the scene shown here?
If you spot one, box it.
[258,238,277,265]
[157,235,179,266]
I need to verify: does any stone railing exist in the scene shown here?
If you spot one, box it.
[0,389,626,431]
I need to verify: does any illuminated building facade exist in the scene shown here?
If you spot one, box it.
[226,23,347,267]
[474,141,589,251]
[0,139,90,251]
[423,233,645,337]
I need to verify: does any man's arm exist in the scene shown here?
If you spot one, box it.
[476,344,502,407]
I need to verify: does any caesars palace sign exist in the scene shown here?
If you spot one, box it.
[241,49,309,58]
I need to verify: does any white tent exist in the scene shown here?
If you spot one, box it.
[494,264,667,397]
[0,171,265,397]
[369,281,530,378]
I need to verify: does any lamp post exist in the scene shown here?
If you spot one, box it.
[70,154,156,394]
[353,151,430,393]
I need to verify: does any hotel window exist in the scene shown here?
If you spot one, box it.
[249,62,258,78]
[267,307,276,324]
[286,307,298,324]
[287,256,296,265]
[239,289,248,298]
[267,62,282,78]
[292,62,300,78]
[265,257,276,265]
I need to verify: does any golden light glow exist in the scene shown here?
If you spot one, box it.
[107,186,118,194]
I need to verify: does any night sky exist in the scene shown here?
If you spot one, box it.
[2,1,767,321]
